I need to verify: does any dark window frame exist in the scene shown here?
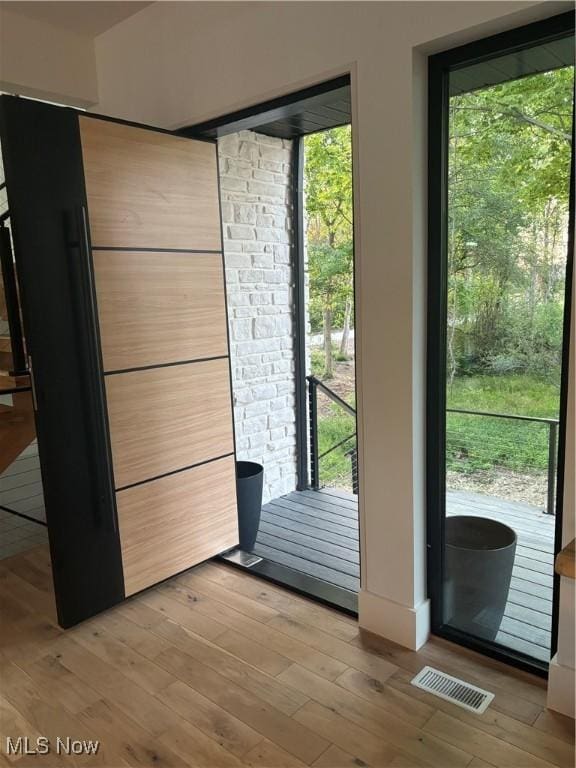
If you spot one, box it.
[427,11,575,677]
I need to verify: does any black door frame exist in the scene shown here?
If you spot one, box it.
[427,11,575,676]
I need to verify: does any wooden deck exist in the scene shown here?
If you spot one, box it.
[254,487,555,663]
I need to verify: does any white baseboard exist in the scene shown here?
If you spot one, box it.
[358,589,430,650]
[547,654,575,719]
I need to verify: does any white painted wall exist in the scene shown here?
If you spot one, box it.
[90,0,573,650]
[0,7,98,107]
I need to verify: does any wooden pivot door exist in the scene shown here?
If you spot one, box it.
[0,96,239,626]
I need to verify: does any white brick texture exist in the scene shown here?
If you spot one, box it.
[219,130,296,503]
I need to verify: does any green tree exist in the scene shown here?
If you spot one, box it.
[308,243,352,378]
[447,65,573,383]
[304,125,354,376]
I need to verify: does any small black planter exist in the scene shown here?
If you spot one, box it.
[236,461,264,552]
[444,515,517,641]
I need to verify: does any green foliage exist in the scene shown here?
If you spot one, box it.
[447,374,560,418]
[446,375,559,475]
[307,242,353,332]
[447,66,573,381]
[305,126,352,246]
[310,349,324,377]
[305,127,354,340]
[318,405,356,489]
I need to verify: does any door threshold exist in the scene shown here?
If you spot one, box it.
[216,551,358,616]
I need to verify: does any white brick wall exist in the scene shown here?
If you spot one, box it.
[218,130,296,503]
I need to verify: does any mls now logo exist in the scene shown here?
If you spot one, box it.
[6,737,100,755]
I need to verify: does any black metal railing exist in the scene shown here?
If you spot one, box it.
[306,379,560,513]
[307,375,357,492]
[0,181,28,376]
[446,407,560,515]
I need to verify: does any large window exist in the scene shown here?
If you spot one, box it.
[428,13,574,672]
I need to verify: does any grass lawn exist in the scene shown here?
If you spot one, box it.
[446,375,560,475]
[314,373,561,489]
[447,375,560,419]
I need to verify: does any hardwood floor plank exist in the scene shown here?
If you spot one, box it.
[156,680,262,758]
[389,670,574,767]
[156,578,349,681]
[67,619,176,695]
[352,632,544,725]
[76,698,187,768]
[0,660,99,767]
[279,665,470,767]
[95,608,172,659]
[157,719,245,767]
[423,710,557,768]
[312,743,373,768]
[179,571,279,621]
[533,711,575,745]
[242,739,309,767]
[152,618,309,716]
[154,647,329,764]
[418,638,547,707]
[197,563,359,642]
[334,667,435,727]
[1,554,569,768]
[47,636,179,737]
[140,590,230,641]
[293,701,426,768]
[0,695,43,761]
[268,615,397,680]
[211,628,293,677]
[20,653,101,716]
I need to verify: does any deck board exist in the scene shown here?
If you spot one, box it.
[255,486,555,663]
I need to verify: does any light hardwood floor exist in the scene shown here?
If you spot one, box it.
[0,546,574,768]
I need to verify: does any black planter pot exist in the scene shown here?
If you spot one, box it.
[444,515,517,641]
[236,461,264,552]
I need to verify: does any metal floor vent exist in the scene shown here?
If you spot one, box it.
[411,666,494,714]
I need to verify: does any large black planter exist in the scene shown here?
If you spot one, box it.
[444,516,517,641]
[236,461,264,552]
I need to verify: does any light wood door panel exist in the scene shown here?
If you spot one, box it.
[118,456,239,596]
[106,359,234,489]
[93,251,228,372]
[79,117,222,251]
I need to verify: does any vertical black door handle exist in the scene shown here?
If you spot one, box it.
[64,206,117,532]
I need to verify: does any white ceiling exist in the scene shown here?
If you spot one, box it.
[1,1,152,36]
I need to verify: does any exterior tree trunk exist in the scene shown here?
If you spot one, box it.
[340,297,352,357]
[324,307,333,378]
